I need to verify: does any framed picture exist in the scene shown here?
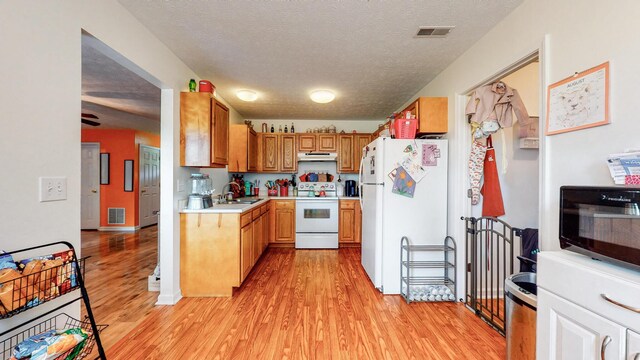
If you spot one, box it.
[100,153,110,185]
[546,62,609,135]
[124,160,134,192]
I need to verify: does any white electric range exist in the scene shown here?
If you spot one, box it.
[295,182,338,249]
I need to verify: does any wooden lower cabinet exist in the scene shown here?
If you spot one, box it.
[271,200,295,244]
[241,223,253,281]
[252,215,263,266]
[339,200,361,244]
[180,203,271,297]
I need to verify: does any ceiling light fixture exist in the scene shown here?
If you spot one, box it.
[310,90,335,104]
[236,90,258,102]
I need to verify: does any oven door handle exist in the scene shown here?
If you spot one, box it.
[296,200,339,205]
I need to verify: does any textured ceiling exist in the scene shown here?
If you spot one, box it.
[82,33,161,133]
[118,0,523,120]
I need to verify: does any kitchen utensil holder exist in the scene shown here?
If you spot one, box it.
[400,236,457,303]
[267,189,278,196]
[279,186,288,197]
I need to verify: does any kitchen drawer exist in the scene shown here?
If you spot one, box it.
[240,213,252,228]
[274,200,294,210]
[252,208,261,220]
[340,200,356,209]
[261,204,269,215]
[538,252,640,333]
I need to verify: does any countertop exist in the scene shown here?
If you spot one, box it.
[181,196,361,214]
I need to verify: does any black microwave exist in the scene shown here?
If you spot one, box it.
[560,186,640,271]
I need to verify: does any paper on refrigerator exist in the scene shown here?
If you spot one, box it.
[606,151,640,184]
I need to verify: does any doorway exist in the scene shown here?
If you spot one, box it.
[459,51,542,333]
[79,31,163,352]
[139,145,160,228]
[81,143,100,229]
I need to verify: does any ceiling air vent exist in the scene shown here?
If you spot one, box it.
[416,26,455,38]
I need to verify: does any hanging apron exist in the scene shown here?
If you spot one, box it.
[481,135,505,217]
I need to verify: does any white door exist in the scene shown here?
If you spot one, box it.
[81,143,100,230]
[139,145,160,228]
[538,288,626,360]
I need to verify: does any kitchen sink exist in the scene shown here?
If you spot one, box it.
[217,198,263,205]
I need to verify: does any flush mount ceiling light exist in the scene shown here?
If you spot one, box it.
[310,90,336,104]
[236,90,258,102]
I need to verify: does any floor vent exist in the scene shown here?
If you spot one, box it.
[108,208,125,225]
[416,26,455,38]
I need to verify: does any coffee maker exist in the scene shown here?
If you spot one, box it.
[344,180,358,197]
[187,174,214,209]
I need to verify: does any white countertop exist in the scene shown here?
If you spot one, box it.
[181,198,270,214]
[180,195,359,214]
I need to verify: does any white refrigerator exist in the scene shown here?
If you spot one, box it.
[359,137,448,294]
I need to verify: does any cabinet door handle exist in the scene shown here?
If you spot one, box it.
[600,335,611,360]
[601,294,640,313]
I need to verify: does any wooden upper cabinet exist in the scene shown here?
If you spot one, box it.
[338,135,354,173]
[228,125,258,172]
[318,134,337,152]
[179,92,229,167]
[248,130,258,171]
[402,97,448,134]
[279,134,297,173]
[212,100,229,166]
[354,134,371,173]
[298,134,316,152]
[180,92,211,167]
[260,134,279,172]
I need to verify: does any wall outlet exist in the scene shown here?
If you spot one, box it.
[177,179,185,192]
[39,177,67,202]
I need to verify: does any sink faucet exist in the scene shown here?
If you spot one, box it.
[221,182,240,201]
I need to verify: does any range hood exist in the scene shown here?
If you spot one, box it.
[297,152,338,162]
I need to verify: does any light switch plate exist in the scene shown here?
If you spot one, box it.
[40,177,67,202]
[177,179,185,192]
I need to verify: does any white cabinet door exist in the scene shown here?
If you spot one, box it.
[628,330,640,360]
[538,288,626,360]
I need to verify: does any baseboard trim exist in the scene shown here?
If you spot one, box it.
[98,226,140,232]
[339,243,362,248]
[268,243,295,248]
[156,291,182,306]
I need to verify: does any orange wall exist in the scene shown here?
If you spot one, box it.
[82,129,161,228]
[82,129,137,228]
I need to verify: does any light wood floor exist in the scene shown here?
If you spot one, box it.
[82,227,505,359]
[80,227,160,353]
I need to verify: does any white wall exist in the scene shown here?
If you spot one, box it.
[0,0,243,333]
[469,62,540,234]
[401,0,640,253]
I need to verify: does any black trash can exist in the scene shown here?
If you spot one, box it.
[505,272,537,360]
